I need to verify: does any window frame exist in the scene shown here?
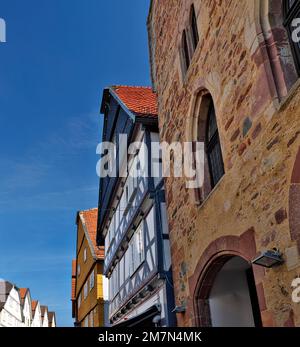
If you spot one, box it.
[129,223,145,277]
[182,29,191,73]
[84,281,88,300]
[90,269,95,291]
[190,4,199,50]
[78,293,82,308]
[205,99,225,189]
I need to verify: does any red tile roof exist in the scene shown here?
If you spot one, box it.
[79,208,104,259]
[72,259,76,277]
[112,86,158,118]
[31,300,38,313]
[19,288,28,300]
[71,278,76,301]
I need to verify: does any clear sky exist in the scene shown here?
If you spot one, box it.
[0,0,151,326]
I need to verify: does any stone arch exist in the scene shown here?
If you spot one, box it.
[187,229,268,326]
[289,146,300,252]
[185,82,224,203]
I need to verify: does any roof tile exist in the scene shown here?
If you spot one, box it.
[112,86,158,118]
[79,208,104,259]
[19,288,28,300]
[31,300,38,313]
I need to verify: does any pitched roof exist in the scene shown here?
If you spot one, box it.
[19,288,28,299]
[48,312,56,327]
[40,305,48,318]
[79,208,104,259]
[72,259,76,277]
[71,277,76,301]
[111,86,158,118]
[31,300,38,313]
[19,288,30,306]
[0,280,13,296]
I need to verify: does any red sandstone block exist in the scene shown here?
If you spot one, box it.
[274,208,287,225]
[238,142,247,156]
[289,184,300,242]
[261,310,275,327]
[256,282,267,311]
[252,264,265,284]
[283,310,295,327]
[291,148,300,183]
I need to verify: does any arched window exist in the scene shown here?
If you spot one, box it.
[206,99,224,188]
[191,92,224,204]
[190,4,199,50]
[182,29,190,71]
[283,0,300,74]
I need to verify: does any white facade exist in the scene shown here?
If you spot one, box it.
[102,127,175,326]
[48,313,56,327]
[0,285,23,327]
[31,302,42,327]
[0,281,55,328]
[41,307,49,328]
[22,292,32,327]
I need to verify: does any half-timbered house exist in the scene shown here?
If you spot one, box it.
[97,86,176,327]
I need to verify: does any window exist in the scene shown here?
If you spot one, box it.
[108,214,115,243]
[182,30,190,72]
[83,248,87,262]
[77,263,81,277]
[84,281,88,300]
[78,293,82,308]
[283,0,300,74]
[115,203,120,230]
[114,264,119,297]
[190,4,199,50]
[119,256,125,287]
[135,225,145,266]
[90,310,94,327]
[180,4,199,78]
[90,270,95,291]
[129,224,145,276]
[84,316,89,327]
[109,266,119,299]
[206,100,224,188]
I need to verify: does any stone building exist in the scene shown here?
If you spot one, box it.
[148,0,300,326]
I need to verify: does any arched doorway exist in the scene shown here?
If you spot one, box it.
[188,231,266,327]
[207,256,262,327]
[194,254,262,327]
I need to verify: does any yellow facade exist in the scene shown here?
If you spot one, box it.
[74,211,105,327]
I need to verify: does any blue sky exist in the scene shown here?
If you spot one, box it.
[0,0,151,326]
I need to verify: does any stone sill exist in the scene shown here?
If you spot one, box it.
[195,175,225,211]
[278,78,300,112]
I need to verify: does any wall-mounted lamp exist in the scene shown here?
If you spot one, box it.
[252,248,284,268]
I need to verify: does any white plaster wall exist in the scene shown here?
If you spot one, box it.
[209,257,256,327]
